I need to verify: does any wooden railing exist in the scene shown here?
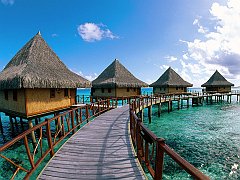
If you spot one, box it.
[129,97,210,180]
[0,99,119,179]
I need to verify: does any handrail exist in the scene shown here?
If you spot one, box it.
[0,98,125,179]
[129,97,210,180]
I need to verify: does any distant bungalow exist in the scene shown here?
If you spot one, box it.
[0,32,90,118]
[201,70,234,93]
[91,59,148,98]
[150,67,193,94]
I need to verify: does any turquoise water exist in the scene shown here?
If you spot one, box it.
[1,87,240,179]
[143,99,240,179]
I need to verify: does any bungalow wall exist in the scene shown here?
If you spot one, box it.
[206,86,231,93]
[0,88,74,118]
[91,88,116,98]
[91,87,140,98]
[0,89,26,115]
[116,87,140,97]
[25,88,72,117]
[153,87,187,94]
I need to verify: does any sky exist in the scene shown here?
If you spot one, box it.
[0,0,239,87]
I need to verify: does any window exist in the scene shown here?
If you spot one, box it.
[4,90,8,100]
[64,89,69,97]
[127,88,130,92]
[176,87,178,90]
[101,88,104,93]
[13,90,17,101]
[133,88,136,92]
[50,89,55,98]
[92,88,95,93]
[181,87,183,90]
[108,88,111,93]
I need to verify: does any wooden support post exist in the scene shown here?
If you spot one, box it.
[0,114,3,134]
[157,103,161,117]
[168,101,170,113]
[148,106,152,124]
[181,99,183,109]
[14,117,18,131]
[139,110,144,121]
[35,118,40,137]
[9,116,14,135]
[28,120,37,148]
[170,100,173,111]
[20,117,24,131]
[177,99,180,110]
[187,98,189,108]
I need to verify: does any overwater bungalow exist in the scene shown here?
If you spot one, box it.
[201,70,234,93]
[150,67,193,94]
[91,59,148,98]
[0,32,90,119]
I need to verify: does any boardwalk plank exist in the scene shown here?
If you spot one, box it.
[39,106,145,180]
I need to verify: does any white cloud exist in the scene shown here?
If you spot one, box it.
[181,0,240,82]
[51,34,58,37]
[159,64,169,70]
[193,17,209,34]
[71,70,98,81]
[1,0,14,5]
[164,55,177,62]
[85,73,98,81]
[77,23,118,42]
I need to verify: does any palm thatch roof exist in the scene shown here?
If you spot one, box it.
[92,59,148,88]
[150,67,193,87]
[0,32,90,90]
[201,70,234,87]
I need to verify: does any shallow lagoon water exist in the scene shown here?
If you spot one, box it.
[143,99,240,179]
[1,87,240,179]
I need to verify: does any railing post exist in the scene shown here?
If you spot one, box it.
[136,119,143,162]
[23,136,35,169]
[155,138,165,180]
[83,95,85,104]
[107,99,110,110]
[45,119,54,157]
[71,110,75,134]
[98,101,100,114]
[86,105,89,123]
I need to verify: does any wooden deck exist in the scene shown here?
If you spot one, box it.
[39,106,145,180]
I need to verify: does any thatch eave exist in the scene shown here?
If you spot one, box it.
[0,32,91,90]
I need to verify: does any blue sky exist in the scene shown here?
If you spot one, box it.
[0,0,239,87]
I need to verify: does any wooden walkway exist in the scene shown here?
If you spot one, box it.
[39,106,145,180]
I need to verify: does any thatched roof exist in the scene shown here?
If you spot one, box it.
[150,67,193,87]
[0,32,90,89]
[92,59,148,88]
[201,70,234,87]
